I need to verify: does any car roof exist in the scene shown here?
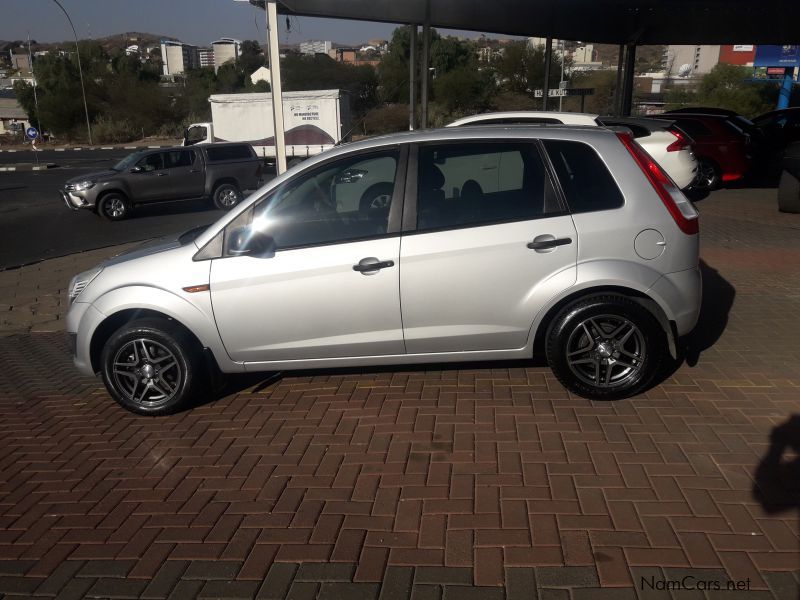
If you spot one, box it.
[447,111,599,127]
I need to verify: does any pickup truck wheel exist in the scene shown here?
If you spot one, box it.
[99,193,131,221]
[212,183,242,210]
[100,318,205,416]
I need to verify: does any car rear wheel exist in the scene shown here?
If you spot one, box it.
[546,295,665,400]
[692,158,720,191]
[100,318,205,416]
[99,193,131,221]
[212,182,242,210]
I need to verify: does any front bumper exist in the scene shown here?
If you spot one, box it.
[60,190,94,210]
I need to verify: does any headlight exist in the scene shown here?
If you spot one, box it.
[72,180,96,191]
[68,266,103,304]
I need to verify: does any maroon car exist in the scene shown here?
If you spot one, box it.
[658,112,754,191]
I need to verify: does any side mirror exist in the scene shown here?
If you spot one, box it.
[228,227,276,258]
[334,168,366,185]
[129,166,143,173]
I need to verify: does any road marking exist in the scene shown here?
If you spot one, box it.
[0,167,16,171]
[55,148,65,152]
[73,148,82,151]
[101,147,113,150]
[7,150,16,153]
[124,146,137,149]
[147,146,161,148]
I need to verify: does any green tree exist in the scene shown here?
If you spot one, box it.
[239,40,266,76]
[492,40,566,96]
[665,64,777,117]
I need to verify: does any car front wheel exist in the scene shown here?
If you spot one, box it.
[100,318,204,415]
[546,295,665,400]
[99,193,131,221]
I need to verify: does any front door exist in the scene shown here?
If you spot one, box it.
[128,151,169,202]
[210,147,406,363]
[400,141,578,353]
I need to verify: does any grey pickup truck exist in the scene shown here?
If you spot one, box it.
[61,143,264,220]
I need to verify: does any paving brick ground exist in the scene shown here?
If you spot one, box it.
[0,188,798,599]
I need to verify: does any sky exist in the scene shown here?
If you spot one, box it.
[2,0,518,47]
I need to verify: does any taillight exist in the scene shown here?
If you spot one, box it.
[617,132,699,235]
[666,129,690,152]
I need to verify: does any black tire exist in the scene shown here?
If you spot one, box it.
[545,295,665,400]
[358,182,394,213]
[100,318,205,416]
[98,192,131,221]
[212,182,242,210]
[692,157,720,191]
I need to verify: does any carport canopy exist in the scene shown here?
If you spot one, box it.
[264,0,799,45]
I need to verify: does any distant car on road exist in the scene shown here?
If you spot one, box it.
[60,143,264,220]
[447,111,698,189]
[66,125,701,415]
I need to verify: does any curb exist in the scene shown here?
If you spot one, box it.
[0,145,174,153]
[0,163,59,172]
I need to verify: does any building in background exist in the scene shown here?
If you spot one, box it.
[198,48,215,69]
[212,38,241,72]
[299,40,332,55]
[571,44,604,71]
[0,92,30,136]
[664,45,720,78]
[160,40,199,76]
[719,45,757,66]
[9,52,31,75]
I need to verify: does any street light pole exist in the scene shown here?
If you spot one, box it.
[50,0,92,145]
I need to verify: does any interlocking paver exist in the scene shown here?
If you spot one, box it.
[0,189,799,598]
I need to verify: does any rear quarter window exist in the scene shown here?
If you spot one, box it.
[543,140,624,214]
[205,145,255,162]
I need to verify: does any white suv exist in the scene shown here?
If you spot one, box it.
[448,111,698,189]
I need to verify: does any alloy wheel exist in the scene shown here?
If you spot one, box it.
[565,314,646,389]
[111,338,182,407]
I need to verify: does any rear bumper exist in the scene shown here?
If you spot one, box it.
[647,266,702,336]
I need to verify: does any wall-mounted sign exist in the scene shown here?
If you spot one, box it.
[754,45,800,67]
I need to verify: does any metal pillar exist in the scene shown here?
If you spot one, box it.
[421,19,430,129]
[409,25,417,131]
[543,38,553,111]
[266,1,287,173]
[778,68,795,110]
[621,43,636,116]
[614,44,625,116]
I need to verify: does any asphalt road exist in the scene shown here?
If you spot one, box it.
[0,163,271,269]
[0,147,164,167]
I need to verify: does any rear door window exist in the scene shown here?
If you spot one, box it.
[543,140,624,214]
[165,150,196,168]
[416,142,562,231]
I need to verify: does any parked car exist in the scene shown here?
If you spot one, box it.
[66,126,701,415]
[752,108,800,182]
[447,111,698,189]
[654,112,755,191]
[60,143,264,220]
[777,141,800,213]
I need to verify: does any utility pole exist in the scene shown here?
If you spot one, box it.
[265,1,287,173]
[26,33,43,137]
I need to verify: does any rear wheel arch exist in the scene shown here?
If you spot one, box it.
[533,286,675,359]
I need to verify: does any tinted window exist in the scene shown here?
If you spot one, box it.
[135,152,165,172]
[228,150,399,253]
[673,118,712,138]
[543,140,624,214]
[206,145,254,162]
[416,142,560,231]
[165,150,195,168]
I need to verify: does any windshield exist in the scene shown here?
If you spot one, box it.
[112,151,146,172]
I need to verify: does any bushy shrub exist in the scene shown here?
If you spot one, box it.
[92,116,139,144]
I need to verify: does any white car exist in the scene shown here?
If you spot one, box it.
[448,111,698,190]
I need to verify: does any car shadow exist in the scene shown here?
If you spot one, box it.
[680,260,736,368]
[753,415,800,514]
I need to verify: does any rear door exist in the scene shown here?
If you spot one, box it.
[399,141,578,353]
[164,149,205,199]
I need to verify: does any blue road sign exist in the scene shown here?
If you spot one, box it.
[754,45,800,68]
[25,127,39,139]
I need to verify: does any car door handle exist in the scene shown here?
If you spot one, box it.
[353,257,395,273]
[527,237,572,250]
[156,172,168,177]
[190,169,200,173]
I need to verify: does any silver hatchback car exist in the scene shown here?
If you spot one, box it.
[66,126,701,415]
